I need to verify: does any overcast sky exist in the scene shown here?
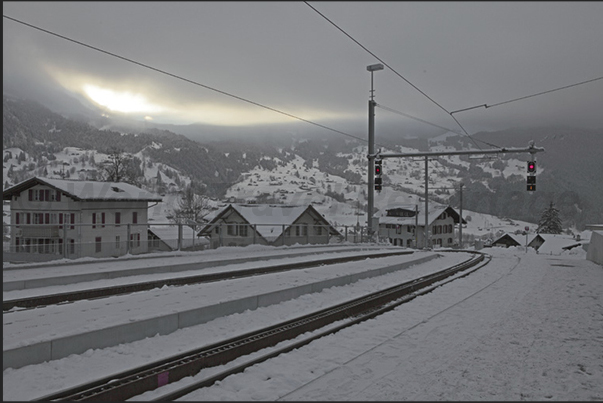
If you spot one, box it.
[3,1,603,138]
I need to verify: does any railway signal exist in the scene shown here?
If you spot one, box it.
[374,158,383,192]
[527,160,536,191]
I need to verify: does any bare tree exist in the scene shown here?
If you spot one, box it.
[100,148,142,186]
[171,184,212,229]
[100,148,128,182]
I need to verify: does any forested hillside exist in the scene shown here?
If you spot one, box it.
[3,95,601,230]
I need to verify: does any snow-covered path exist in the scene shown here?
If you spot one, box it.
[178,248,603,401]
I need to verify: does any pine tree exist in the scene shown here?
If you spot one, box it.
[537,201,563,234]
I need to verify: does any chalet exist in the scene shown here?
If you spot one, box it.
[198,204,342,248]
[378,204,466,248]
[148,224,208,252]
[3,177,162,262]
[491,233,525,248]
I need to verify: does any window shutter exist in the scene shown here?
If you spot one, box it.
[29,189,33,201]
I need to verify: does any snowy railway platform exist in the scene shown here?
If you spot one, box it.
[3,245,445,370]
[3,245,602,401]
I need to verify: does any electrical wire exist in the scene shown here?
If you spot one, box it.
[376,104,462,135]
[450,76,603,114]
[303,1,485,149]
[376,104,501,149]
[3,14,368,145]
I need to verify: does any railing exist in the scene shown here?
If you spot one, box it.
[2,222,372,263]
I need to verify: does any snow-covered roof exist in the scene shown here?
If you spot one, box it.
[149,225,208,250]
[3,177,162,202]
[379,204,463,227]
[535,234,583,255]
[492,233,536,246]
[199,204,340,242]
[231,204,308,241]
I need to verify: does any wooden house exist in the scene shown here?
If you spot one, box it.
[378,204,466,248]
[198,204,341,248]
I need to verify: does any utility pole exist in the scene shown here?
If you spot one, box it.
[459,182,464,249]
[378,143,545,249]
[366,63,383,241]
[424,156,429,249]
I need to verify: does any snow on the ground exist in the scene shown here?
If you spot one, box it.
[169,247,603,401]
[2,250,451,350]
[3,245,602,401]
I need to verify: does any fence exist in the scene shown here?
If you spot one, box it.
[2,222,371,263]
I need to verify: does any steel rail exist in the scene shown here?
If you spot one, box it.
[4,250,413,312]
[152,251,492,401]
[35,251,487,402]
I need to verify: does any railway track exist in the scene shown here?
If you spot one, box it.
[35,250,490,402]
[3,250,413,312]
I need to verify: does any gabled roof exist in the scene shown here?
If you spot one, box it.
[492,232,539,246]
[148,225,208,250]
[198,204,341,242]
[379,204,466,227]
[533,233,582,254]
[3,177,162,202]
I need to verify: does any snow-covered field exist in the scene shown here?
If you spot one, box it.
[3,245,602,401]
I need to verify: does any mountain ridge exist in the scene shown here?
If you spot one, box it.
[3,95,601,230]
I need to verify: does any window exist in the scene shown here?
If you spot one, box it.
[26,213,31,224]
[15,212,20,227]
[315,225,323,236]
[102,212,105,228]
[45,189,50,202]
[115,212,121,227]
[448,238,453,244]
[70,213,75,230]
[56,190,61,202]
[69,239,75,254]
[130,233,140,248]
[239,224,248,237]
[45,213,50,224]
[132,212,138,224]
[29,189,33,201]
[302,224,308,236]
[116,235,121,249]
[92,213,97,229]
[39,189,45,202]
[227,224,237,236]
[95,237,102,253]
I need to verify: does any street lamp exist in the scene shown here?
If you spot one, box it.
[366,63,383,241]
[367,63,384,101]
